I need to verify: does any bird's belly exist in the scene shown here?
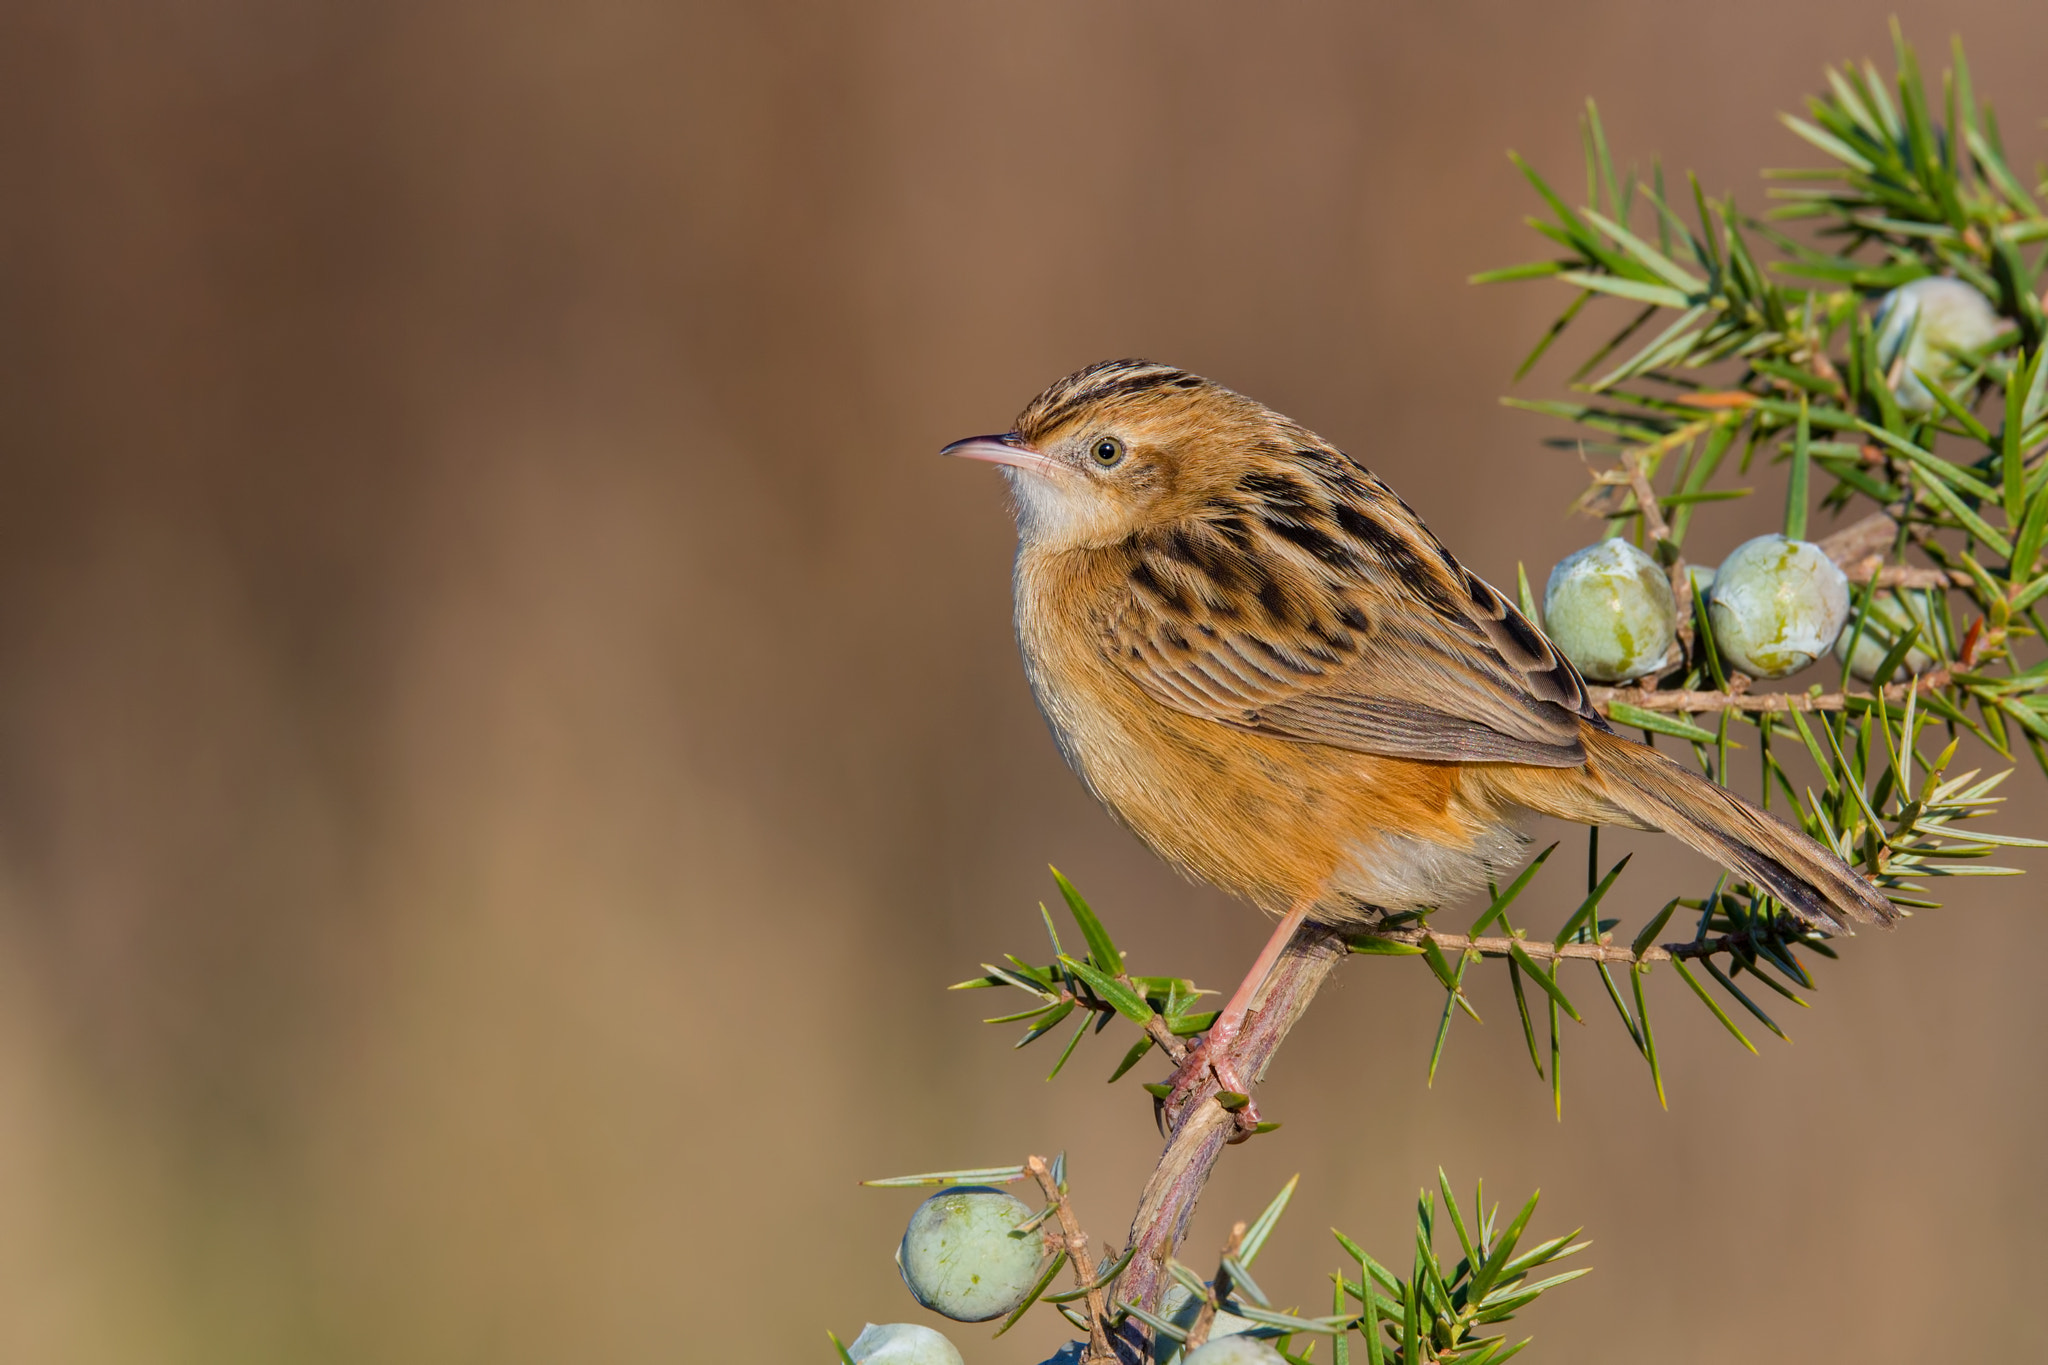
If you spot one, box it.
[1025,650,1516,919]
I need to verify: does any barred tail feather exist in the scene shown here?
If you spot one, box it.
[1579,724,1896,933]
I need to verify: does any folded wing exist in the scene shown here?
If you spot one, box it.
[1102,455,1607,768]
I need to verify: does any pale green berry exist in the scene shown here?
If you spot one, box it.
[897,1186,1047,1323]
[1684,563,1717,602]
[1542,539,1676,682]
[1874,277,2006,413]
[1184,1338,1287,1364]
[1706,535,1849,679]
[1836,588,1949,681]
[846,1323,966,1365]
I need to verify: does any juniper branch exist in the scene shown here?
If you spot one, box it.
[1366,925,1823,965]
[1113,922,1349,1361]
[1027,1154,1115,1363]
[1589,661,1960,714]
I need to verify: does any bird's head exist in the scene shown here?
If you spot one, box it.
[943,360,1277,552]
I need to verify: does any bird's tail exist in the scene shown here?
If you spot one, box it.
[1578,723,1896,933]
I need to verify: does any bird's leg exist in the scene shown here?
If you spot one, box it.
[1164,900,1314,1131]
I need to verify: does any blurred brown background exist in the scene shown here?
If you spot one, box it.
[0,1,2042,1360]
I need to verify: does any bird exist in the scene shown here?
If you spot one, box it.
[945,359,1895,1121]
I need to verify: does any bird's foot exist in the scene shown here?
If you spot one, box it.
[1159,1020,1260,1135]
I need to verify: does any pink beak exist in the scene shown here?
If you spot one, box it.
[940,431,1065,478]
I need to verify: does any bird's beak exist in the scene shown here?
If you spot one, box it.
[940,431,1064,478]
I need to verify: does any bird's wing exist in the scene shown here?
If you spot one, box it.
[1102,460,1607,767]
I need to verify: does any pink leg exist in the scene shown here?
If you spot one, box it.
[1165,899,1314,1129]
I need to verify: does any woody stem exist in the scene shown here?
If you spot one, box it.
[1027,1155,1112,1363]
[1111,920,1349,1361]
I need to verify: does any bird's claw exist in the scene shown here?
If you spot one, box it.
[1157,1029,1260,1135]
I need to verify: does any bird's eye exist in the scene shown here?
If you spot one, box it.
[1090,436,1126,468]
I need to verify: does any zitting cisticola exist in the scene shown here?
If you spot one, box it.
[946,360,1893,1118]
